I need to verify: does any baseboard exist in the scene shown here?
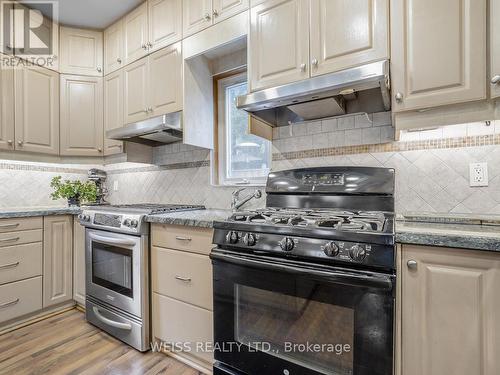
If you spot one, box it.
[0,301,76,335]
[160,348,213,375]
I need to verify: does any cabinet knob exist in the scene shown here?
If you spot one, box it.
[491,75,500,85]
[395,92,404,103]
[213,9,219,17]
[300,63,307,72]
[97,67,102,72]
[144,108,149,113]
[311,58,318,67]
[17,140,23,146]
[407,260,418,270]
[52,55,57,60]
[148,107,153,113]
[204,13,211,21]
[98,148,102,153]
[148,41,153,48]
[141,43,148,50]
[7,140,12,145]
[117,58,122,64]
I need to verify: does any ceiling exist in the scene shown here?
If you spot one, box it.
[27,0,144,29]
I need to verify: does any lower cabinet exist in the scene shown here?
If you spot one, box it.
[73,220,86,306]
[0,277,42,324]
[43,216,74,308]
[400,245,500,375]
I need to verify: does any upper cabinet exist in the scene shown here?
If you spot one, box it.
[391,0,487,112]
[104,70,124,155]
[104,20,125,75]
[249,0,387,91]
[14,65,59,155]
[213,0,249,23]
[60,75,104,156]
[123,57,150,124]
[0,61,14,151]
[309,0,388,77]
[124,2,149,65]
[148,0,183,52]
[491,0,500,99]
[249,0,310,91]
[60,27,103,76]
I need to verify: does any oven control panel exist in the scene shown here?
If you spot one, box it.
[78,211,147,235]
[217,230,394,269]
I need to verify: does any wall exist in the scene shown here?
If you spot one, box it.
[105,113,500,215]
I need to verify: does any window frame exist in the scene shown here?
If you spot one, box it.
[215,71,271,187]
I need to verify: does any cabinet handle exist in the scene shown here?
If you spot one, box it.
[175,236,192,241]
[52,55,57,60]
[204,13,211,21]
[98,148,102,153]
[17,140,23,146]
[0,298,19,309]
[0,223,18,229]
[117,58,122,64]
[0,237,20,243]
[407,260,418,270]
[147,42,153,48]
[213,9,219,17]
[491,75,500,85]
[0,261,19,270]
[311,58,318,67]
[144,108,149,113]
[148,107,153,113]
[97,67,102,73]
[300,63,307,72]
[175,275,192,283]
[7,140,12,145]
[141,43,148,50]
[395,92,404,103]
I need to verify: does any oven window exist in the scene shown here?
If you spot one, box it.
[92,242,133,298]
[235,285,354,375]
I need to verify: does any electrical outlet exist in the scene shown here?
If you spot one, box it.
[469,162,488,187]
[113,180,119,191]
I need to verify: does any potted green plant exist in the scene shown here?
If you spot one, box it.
[50,176,98,206]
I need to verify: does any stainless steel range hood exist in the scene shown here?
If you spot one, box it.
[237,60,391,126]
[107,112,183,146]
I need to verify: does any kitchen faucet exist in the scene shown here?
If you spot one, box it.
[231,188,262,211]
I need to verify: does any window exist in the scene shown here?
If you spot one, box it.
[216,72,271,186]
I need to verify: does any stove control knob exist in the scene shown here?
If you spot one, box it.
[243,233,257,246]
[226,231,239,244]
[279,237,295,252]
[123,219,131,227]
[78,214,83,221]
[349,245,367,262]
[84,215,90,222]
[323,242,339,257]
[130,219,139,228]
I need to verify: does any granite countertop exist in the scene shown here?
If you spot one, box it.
[396,213,500,252]
[0,206,81,219]
[146,209,232,228]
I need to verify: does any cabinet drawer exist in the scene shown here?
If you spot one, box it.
[152,247,212,310]
[0,243,42,285]
[152,224,213,255]
[0,229,42,248]
[0,276,42,323]
[0,217,42,233]
[152,293,213,364]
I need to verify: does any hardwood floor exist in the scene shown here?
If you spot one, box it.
[0,309,202,375]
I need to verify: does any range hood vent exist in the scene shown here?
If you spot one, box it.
[237,60,391,126]
[107,112,183,146]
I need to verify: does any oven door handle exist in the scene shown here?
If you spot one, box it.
[88,233,137,247]
[211,252,394,291]
[92,307,132,330]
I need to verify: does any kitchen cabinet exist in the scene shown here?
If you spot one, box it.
[124,43,183,124]
[104,19,124,75]
[391,0,486,112]
[14,64,59,155]
[148,0,182,52]
[491,0,500,99]
[43,216,73,308]
[124,2,149,65]
[73,220,85,306]
[104,70,124,155]
[212,0,249,23]
[309,0,388,77]
[0,277,42,324]
[59,27,103,76]
[60,75,104,156]
[183,0,213,37]
[249,0,310,91]
[401,245,500,375]
[0,60,14,151]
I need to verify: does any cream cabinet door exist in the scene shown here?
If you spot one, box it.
[104,19,124,75]
[124,2,149,65]
[249,0,310,91]
[73,220,85,306]
[391,0,486,112]
[401,245,500,375]
[123,57,150,124]
[148,0,183,52]
[60,75,104,156]
[212,0,249,23]
[310,0,388,77]
[183,0,213,37]
[43,215,73,308]
[60,27,103,76]
[0,61,14,151]
[14,65,59,155]
[491,0,500,99]
[149,43,183,117]
[104,70,124,155]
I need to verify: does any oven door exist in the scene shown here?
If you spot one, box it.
[86,229,148,318]
[211,249,395,375]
